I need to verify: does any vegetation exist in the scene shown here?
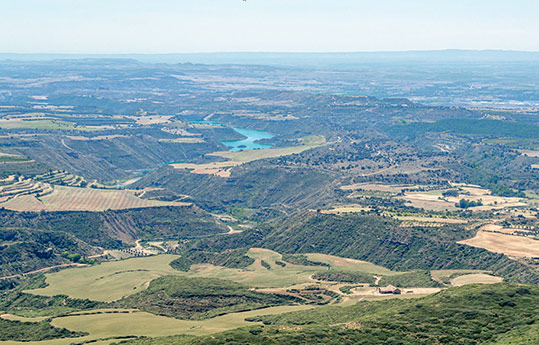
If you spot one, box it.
[456,198,483,209]
[182,248,255,269]
[0,274,107,317]
[390,119,539,139]
[377,270,443,288]
[169,256,193,272]
[312,270,375,285]
[281,254,330,268]
[114,284,539,345]
[259,213,539,284]
[0,318,87,341]
[115,275,298,320]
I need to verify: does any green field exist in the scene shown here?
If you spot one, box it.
[0,306,313,345]
[26,249,404,303]
[26,255,182,302]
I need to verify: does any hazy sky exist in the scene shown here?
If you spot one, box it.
[1,0,538,53]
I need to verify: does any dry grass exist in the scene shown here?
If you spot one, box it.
[130,115,173,125]
[430,269,489,284]
[319,204,371,214]
[394,216,467,224]
[305,253,397,275]
[399,185,528,212]
[0,185,189,212]
[459,231,539,257]
[519,150,539,157]
[450,274,504,286]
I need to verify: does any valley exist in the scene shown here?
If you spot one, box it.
[0,56,537,344]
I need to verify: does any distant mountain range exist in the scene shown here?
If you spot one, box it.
[1,50,539,67]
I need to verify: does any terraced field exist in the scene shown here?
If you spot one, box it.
[35,171,88,187]
[0,185,189,212]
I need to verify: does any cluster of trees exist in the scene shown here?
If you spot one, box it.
[456,198,483,209]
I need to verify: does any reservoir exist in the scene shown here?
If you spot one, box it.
[221,127,275,152]
[190,120,274,152]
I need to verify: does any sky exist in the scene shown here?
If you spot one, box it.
[0,0,538,53]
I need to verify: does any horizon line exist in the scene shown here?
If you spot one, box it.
[1,49,539,55]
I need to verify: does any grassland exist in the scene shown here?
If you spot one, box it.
[303,253,397,276]
[450,273,504,286]
[114,284,539,345]
[24,249,417,303]
[0,186,189,212]
[183,248,325,289]
[26,255,182,302]
[0,306,313,345]
[12,249,508,345]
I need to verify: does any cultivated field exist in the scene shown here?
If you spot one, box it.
[0,305,313,345]
[27,255,182,302]
[450,273,504,286]
[459,231,539,257]
[430,269,490,285]
[519,149,539,157]
[399,185,528,211]
[319,204,371,214]
[0,185,189,212]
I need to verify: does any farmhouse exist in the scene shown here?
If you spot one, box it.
[378,285,402,295]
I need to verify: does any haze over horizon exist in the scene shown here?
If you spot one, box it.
[1,0,538,54]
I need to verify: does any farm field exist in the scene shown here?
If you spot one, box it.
[399,185,528,211]
[459,231,539,257]
[394,215,468,224]
[450,273,504,286]
[26,255,182,301]
[0,185,189,212]
[319,204,371,214]
[0,305,313,345]
[430,269,491,285]
[519,149,539,157]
